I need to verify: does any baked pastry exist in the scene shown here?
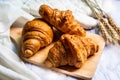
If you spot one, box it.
[39,4,86,36]
[45,34,99,68]
[21,18,53,58]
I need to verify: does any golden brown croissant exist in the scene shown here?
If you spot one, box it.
[21,18,53,58]
[39,4,86,36]
[45,34,99,68]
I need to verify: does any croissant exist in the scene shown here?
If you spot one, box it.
[45,34,99,68]
[39,4,86,36]
[21,18,53,58]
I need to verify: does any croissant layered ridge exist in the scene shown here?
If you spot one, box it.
[45,34,99,68]
[39,4,86,36]
[21,19,53,58]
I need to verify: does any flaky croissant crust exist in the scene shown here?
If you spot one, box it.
[39,4,86,36]
[45,34,99,68]
[21,18,53,58]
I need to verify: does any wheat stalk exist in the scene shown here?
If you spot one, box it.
[106,14,120,34]
[95,11,117,44]
[98,21,114,44]
[83,0,120,45]
[93,0,120,44]
[106,14,120,44]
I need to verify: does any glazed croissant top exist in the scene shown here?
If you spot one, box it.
[21,18,53,58]
[39,4,86,36]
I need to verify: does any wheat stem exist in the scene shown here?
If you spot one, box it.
[98,22,114,44]
[83,0,120,45]
[106,14,120,34]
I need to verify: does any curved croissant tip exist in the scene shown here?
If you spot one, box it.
[44,60,53,68]
[24,49,33,58]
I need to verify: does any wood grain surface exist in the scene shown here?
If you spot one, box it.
[10,27,105,80]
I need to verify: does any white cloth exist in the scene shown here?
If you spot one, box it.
[0,1,41,80]
[21,0,98,27]
[0,1,79,80]
[93,0,120,80]
[0,0,120,80]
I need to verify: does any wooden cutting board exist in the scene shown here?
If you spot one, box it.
[10,27,105,80]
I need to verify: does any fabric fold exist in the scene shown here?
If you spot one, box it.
[0,1,41,80]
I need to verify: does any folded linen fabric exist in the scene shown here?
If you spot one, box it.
[0,1,77,80]
[0,1,41,80]
[1,0,120,80]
